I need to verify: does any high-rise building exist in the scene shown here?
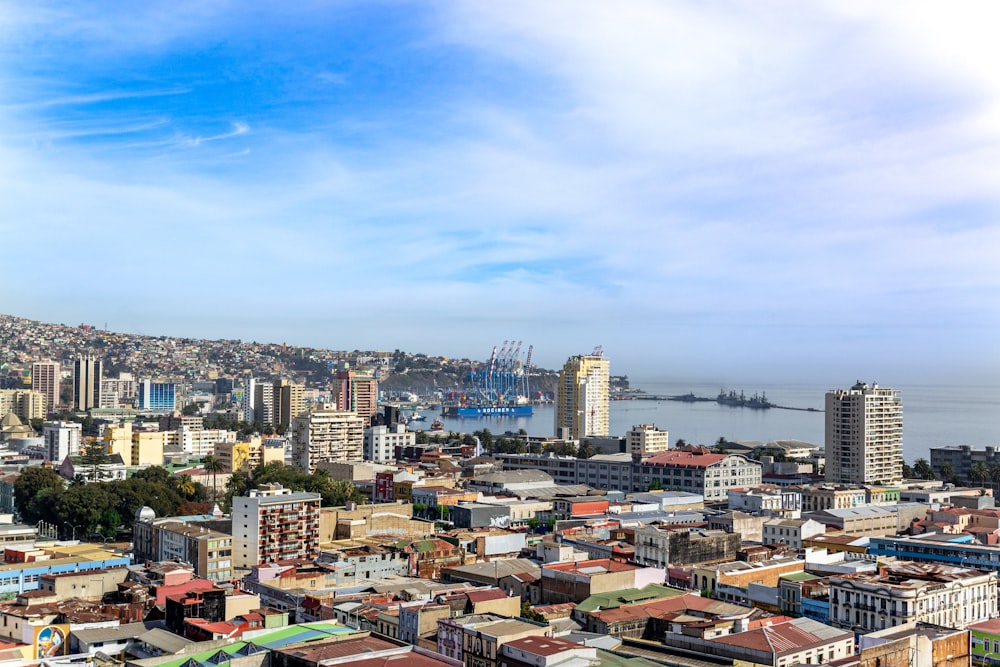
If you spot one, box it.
[335,371,378,426]
[242,377,257,424]
[554,353,610,440]
[825,381,903,485]
[274,379,305,430]
[252,379,305,429]
[253,382,274,426]
[232,483,321,568]
[31,362,60,415]
[73,355,103,411]
[137,380,177,414]
[291,408,365,472]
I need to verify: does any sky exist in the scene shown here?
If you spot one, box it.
[2,1,999,385]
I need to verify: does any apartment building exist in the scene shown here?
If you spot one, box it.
[232,483,321,568]
[365,423,414,463]
[30,362,60,415]
[0,389,46,422]
[554,353,609,440]
[291,408,366,472]
[133,508,233,581]
[825,382,903,485]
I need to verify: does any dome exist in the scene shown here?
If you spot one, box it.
[135,506,156,523]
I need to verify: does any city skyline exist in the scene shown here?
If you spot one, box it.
[3,3,999,384]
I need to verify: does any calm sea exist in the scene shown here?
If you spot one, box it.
[433,380,1000,464]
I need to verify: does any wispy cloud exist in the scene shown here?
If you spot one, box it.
[0,1,998,381]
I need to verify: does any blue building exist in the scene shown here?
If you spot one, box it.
[0,544,131,596]
[869,533,1000,570]
[138,379,176,414]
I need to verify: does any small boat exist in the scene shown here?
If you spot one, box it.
[430,418,444,431]
[410,413,427,422]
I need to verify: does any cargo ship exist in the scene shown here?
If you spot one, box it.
[449,340,534,418]
[449,404,533,417]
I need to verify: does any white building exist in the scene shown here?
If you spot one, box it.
[291,408,365,472]
[728,486,802,518]
[554,353,609,440]
[626,424,670,455]
[825,381,902,485]
[231,483,321,568]
[364,423,413,463]
[762,518,826,550]
[43,421,81,462]
[829,561,998,632]
[242,377,256,424]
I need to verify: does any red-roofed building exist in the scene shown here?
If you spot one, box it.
[500,636,597,667]
[642,447,761,503]
[540,559,665,605]
[700,617,854,667]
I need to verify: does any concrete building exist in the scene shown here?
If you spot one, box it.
[43,420,81,462]
[336,371,379,427]
[930,445,1000,484]
[274,379,305,430]
[829,562,998,632]
[643,446,762,503]
[762,518,826,550]
[73,354,103,411]
[133,507,233,581]
[626,424,670,456]
[554,353,609,440]
[365,423,413,463]
[634,526,741,568]
[539,559,665,605]
[232,483,321,568]
[31,362,60,415]
[291,408,366,472]
[242,377,257,424]
[825,381,903,485]
[0,389,46,422]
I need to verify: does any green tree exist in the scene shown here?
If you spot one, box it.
[901,462,914,479]
[970,462,990,486]
[80,442,108,482]
[577,441,596,459]
[648,478,663,491]
[520,600,546,623]
[14,466,65,523]
[526,517,540,531]
[941,462,956,483]
[675,438,686,448]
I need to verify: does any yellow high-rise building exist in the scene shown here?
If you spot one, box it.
[554,353,610,440]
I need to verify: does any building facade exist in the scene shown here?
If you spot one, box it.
[825,382,902,485]
[137,380,177,413]
[364,423,413,463]
[0,390,46,422]
[232,483,321,568]
[554,353,609,440]
[336,371,379,427]
[73,355,103,411]
[626,424,670,456]
[43,421,82,462]
[30,362,60,415]
[291,408,365,472]
[829,562,998,632]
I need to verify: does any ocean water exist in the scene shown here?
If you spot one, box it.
[433,381,1000,464]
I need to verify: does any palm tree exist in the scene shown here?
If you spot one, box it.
[202,455,225,502]
[912,458,935,480]
[970,462,990,487]
[989,464,1000,496]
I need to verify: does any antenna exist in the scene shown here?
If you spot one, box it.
[591,345,603,357]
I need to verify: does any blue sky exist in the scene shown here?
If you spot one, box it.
[2,1,999,384]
